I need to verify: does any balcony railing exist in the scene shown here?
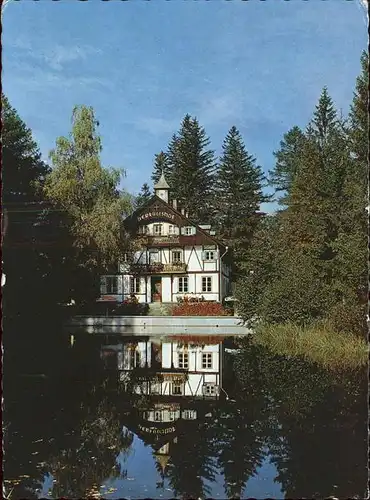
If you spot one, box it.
[136,234,180,245]
[130,262,187,274]
[163,262,187,273]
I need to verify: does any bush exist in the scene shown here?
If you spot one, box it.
[326,300,367,337]
[172,302,231,316]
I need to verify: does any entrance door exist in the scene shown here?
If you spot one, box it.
[151,277,162,302]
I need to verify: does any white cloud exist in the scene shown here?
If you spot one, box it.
[9,37,102,71]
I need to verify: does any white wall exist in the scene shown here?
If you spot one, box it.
[161,276,171,302]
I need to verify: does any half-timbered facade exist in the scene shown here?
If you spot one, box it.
[100,173,232,303]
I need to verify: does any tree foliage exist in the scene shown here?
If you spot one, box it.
[151,151,170,185]
[269,125,306,203]
[166,114,216,223]
[236,55,368,336]
[43,105,133,269]
[135,182,152,209]
[1,94,49,204]
[214,126,267,269]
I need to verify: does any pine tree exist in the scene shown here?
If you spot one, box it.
[151,151,170,185]
[214,126,267,269]
[1,94,49,204]
[1,95,68,315]
[328,52,369,335]
[135,182,152,208]
[166,114,216,222]
[269,126,306,204]
[237,87,358,328]
[349,51,369,167]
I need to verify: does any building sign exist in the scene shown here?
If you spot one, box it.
[139,424,176,435]
[138,211,175,222]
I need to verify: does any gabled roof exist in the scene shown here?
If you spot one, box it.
[154,172,170,190]
[124,195,225,249]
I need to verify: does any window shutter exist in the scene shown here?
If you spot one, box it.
[100,276,107,295]
[180,227,186,235]
[201,251,206,261]
[213,251,219,261]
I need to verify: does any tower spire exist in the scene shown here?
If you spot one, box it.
[154,171,170,203]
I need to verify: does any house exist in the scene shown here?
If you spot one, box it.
[99,173,232,303]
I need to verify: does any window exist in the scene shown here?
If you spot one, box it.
[153,224,162,235]
[130,277,140,294]
[106,276,118,294]
[203,384,217,396]
[184,226,193,235]
[154,411,162,421]
[204,250,215,261]
[168,225,175,235]
[149,250,159,264]
[172,383,183,395]
[151,383,161,395]
[129,349,141,368]
[178,277,188,293]
[182,409,197,420]
[178,353,189,369]
[172,251,182,263]
[202,277,212,293]
[202,353,213,369]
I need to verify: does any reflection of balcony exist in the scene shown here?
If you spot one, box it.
[130,262,187,274]
[136,235,180,246]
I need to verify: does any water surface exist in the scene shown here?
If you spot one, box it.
[3,326,368,499]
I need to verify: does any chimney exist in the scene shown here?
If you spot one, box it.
[181,208,185,215]
[172,199,177,210]
[185,211,189,218]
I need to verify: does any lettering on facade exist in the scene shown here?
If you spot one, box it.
[138,211,175,222]
[138,424,176,435]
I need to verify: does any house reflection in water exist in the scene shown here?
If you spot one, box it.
[101,335,226,399]
[100,335,229,485]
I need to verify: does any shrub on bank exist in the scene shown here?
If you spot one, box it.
[172,301,231,316]
[253,321,368,371]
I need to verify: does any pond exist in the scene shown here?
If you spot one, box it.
[3,325,368,500]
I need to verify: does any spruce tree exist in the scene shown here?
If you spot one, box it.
[166,114,216,222]
[214,126,267,269]
[1,95,70,313]
[1,94,49,204]
[349,51,368,167]
[329,52,369,334]
[135,182,152,208]
[269,125,306,204]
[151,151,170,185]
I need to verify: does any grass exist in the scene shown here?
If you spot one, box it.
[252,320,368,372]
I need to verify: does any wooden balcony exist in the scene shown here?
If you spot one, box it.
[163,263,187,273]
[130,262,187,275]
[136,235,180,246]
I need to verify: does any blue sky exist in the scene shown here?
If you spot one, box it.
[2,0,367,203]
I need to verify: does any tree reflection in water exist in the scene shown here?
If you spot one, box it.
[3,333,368,499]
